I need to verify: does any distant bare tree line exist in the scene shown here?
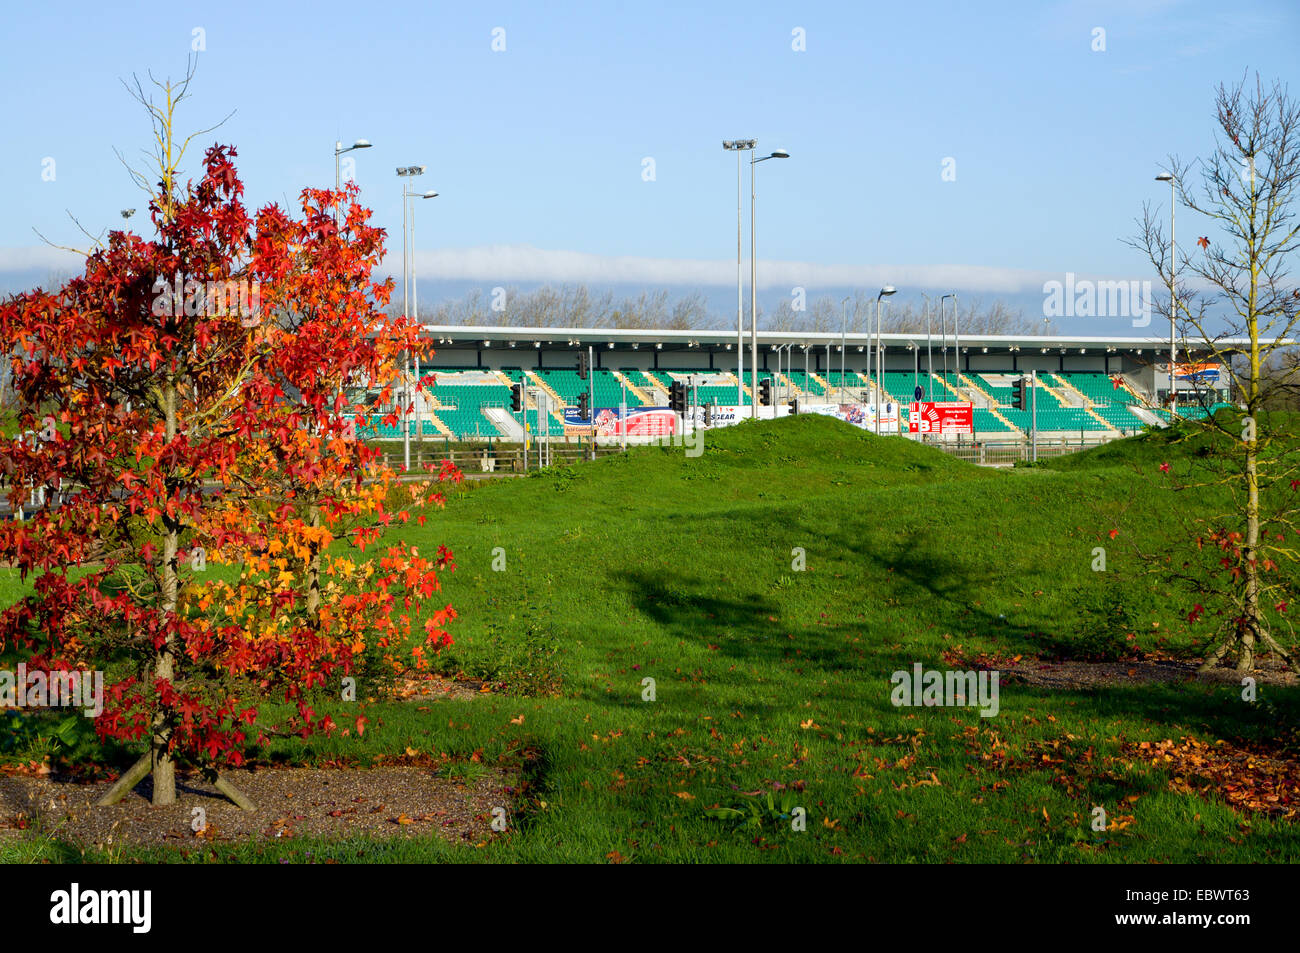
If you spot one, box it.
[766,293,1057,336]
[399,283,1052,335]
[402,285,712,330]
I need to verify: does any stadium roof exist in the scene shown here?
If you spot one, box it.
[420,325,1290,353]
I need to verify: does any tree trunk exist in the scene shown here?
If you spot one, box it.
[152,375,179,806]
[305,504,322,626]
[1239,440,1261,671]
[1238,200,1264,672]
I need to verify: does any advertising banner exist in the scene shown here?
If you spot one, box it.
[1173,362,1221,384]
[689,404,790,429]
[803,402,901,433]
[908,401,974,435]
[564,404,799,436]
[564,406,679,437]
[564,403,808,436]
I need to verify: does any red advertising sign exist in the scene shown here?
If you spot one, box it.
[909,401,973,435]
[565,407,679,437]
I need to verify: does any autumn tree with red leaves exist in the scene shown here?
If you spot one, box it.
[1129,74,1300,673]
[0,71,458,808]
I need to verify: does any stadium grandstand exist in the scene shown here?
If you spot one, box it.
[349,326,1241,443]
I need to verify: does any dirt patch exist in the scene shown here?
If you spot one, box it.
[999,657,1298,690]
[0,764,513,851]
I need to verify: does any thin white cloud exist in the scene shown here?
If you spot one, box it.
[1,243,1153,298]
[0,245,87,274]
[394,245,1062,294]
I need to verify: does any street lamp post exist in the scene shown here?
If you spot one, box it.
[780,342,794,410]
[750,148,790,419]
[825,340,831,398]
[404,186,439,447]
[334,138,372,228]
[795,343,806,408]
[940,293,957,397]
[723,140,755,408]
[772,344,780,412]
[953,294,961,385]
[1156,172,1177,418]
[921,292,933,400]
[875,286,897,435]
[396,165,427,472]
[840,295,850,404]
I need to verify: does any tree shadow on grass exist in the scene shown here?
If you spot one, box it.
[817,519,1043,647]
[611,567,904,675]
[614,515,1300,748]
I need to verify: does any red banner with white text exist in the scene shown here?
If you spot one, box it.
[908,401,973,435]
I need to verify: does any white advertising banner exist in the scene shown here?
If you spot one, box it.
[688,404,791,428]
[802,402,901,433]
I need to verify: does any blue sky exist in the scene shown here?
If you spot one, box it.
[1,0,1296,329]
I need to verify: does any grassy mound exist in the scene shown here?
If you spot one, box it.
[1045,408,1298,473]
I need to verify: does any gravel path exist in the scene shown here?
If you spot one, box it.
[0,765,513,852]
[1002,657,1298,690]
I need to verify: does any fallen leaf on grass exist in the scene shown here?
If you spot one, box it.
[1126,736,1300,820]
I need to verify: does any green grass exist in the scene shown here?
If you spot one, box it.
[4,412,1300,863]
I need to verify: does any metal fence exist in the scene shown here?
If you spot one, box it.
[923,436,1111,465]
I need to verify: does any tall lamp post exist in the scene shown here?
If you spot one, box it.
[750,148,791,419]
[334,138,372,228]
[921,292,933,400]
[1155,172,1177,418]
[396,164,427,472]
[825,339,831,397]
[723,140,756,408]
[875,286,897,435]
[780,342,794,409]
[940,292,957,397]
[840,295,851,404]
[803,344,810,407]
[404,186,439,447]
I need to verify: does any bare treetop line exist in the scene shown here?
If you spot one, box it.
[386,284,1053,335]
